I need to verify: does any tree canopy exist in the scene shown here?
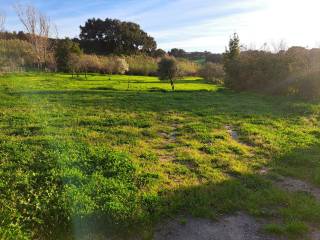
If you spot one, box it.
[158,57,178,91]
[79,18,157,55]
[168,48,187,58]
[55,38,82,72]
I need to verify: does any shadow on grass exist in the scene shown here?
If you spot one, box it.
[13,88,319,119]
[63,170,320,240]
[60,174,274,239]
[273,144,320,186]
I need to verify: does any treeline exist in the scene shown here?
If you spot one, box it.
[0,5,202,77]
[168,48,223,64]
[224,34,320,99]
[0,4,221,77]
[54,38,200,77]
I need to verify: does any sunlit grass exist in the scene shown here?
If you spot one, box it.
[0,72,320,239]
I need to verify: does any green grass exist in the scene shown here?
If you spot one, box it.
[0,72,320,239]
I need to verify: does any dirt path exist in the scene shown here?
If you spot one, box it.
[157,121,180,162]
[154,213,277,240]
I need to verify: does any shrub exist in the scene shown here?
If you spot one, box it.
[55,39,82,72]
[0,39,37,72]
[158,56,178,91]
[224,50,291,93]
[295,71,320,99]
[112,57,129,74]
[223,48,320,98]
[79,54,102,73]
[125,55,158,76]
[223,34,320,98]
[198,62,225,83]
[176,58,200,76]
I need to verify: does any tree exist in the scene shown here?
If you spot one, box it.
[79,18,157,55]
[14,3,52,70]
[0,11,5,32]
[152,48,166,58]
[168,48,186,58]
[224,33,240,60]
[158,57,178,91]
[55,38,82,73]
[223,33,241,88]
[0,11,6,70]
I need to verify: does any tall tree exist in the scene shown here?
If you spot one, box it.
[79,18,157,55]
[0,11,5,32]
[223,33,241,88]
[55,38,82,73]
[224,33,240,60]
[14,3,52,69]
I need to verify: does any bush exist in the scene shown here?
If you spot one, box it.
[79,54,102,73]
[55,39,82,72]
[198,62,225,83]
[78,55,129,75]
[224,50,291,93]
[125,55,158,76]
[223,47,320,98]
[295,71,320,99]
[223,34,320,98]
[0,39,37,72]
[111,57,129,74]
[176,58,200,76]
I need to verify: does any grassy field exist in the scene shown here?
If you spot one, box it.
[1,73,320,239]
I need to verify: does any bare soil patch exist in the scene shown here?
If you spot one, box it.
[154,212,278,240]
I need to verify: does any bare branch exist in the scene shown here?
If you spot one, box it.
[0,11,6,32]
[13,2,55,69]
[271,39,287,53]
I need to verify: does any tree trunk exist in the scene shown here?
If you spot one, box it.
[170,79,175,91]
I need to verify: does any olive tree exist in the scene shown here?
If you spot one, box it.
[158,57,178,91]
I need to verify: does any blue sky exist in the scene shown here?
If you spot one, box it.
[1,0,320,52]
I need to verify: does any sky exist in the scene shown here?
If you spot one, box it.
[1,0,320,53]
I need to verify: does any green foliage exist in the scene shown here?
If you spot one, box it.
[223,35,320,98]
[1,72,320,239]
[55,38,82,72]
[295,71,320,99]
[79,18,157,55]
[158,57,178,90]
[151,48,166,58]
[264,221,309,237]
[225,50,290,92]
[158,57,178,80]
[168,48,187,58]
[61,145,139,222]
[226,33,240,59]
